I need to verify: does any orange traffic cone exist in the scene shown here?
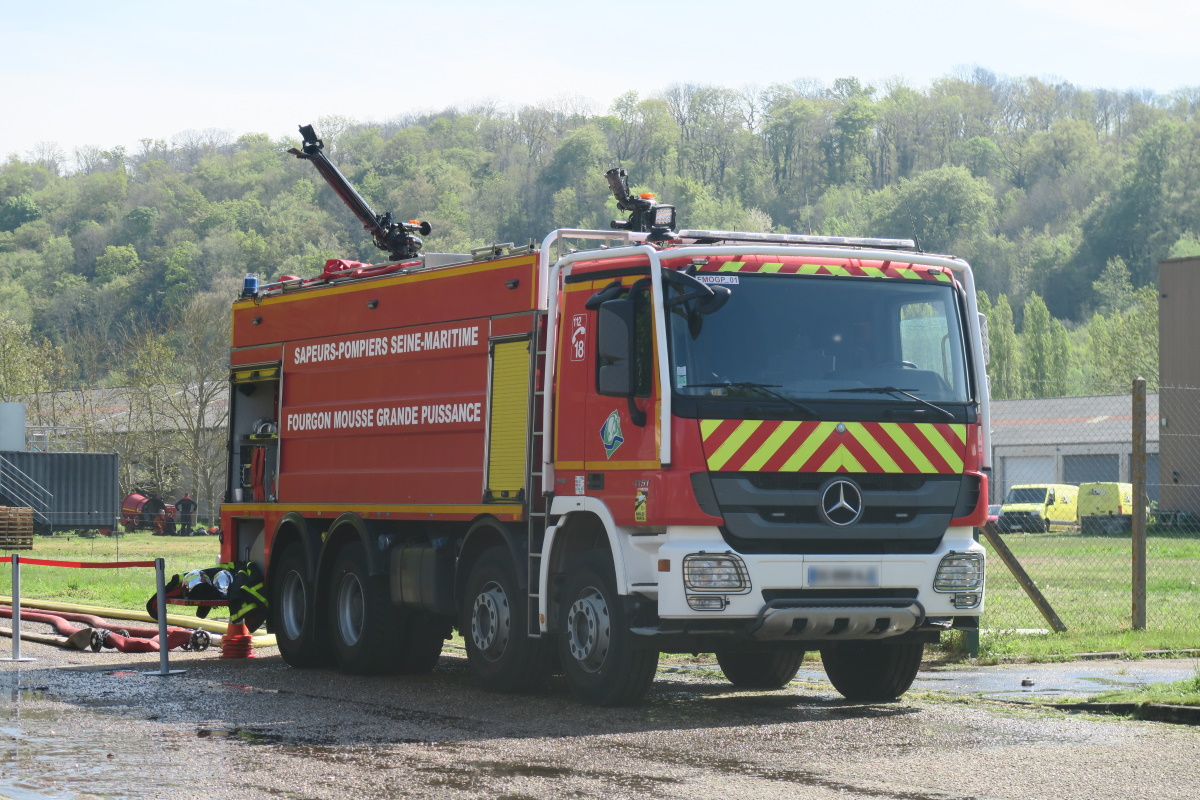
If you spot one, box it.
[220,621,255,659]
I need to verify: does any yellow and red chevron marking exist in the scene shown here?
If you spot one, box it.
[701,259,952,282]
[699,419,966,474]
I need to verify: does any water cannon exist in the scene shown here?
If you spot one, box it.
[289,124,431,261]
[605,167,677,241]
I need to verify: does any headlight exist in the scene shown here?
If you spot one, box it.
[934,553,984,592]
[683,553,750,593]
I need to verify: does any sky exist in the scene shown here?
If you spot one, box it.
[5,0,1199,167]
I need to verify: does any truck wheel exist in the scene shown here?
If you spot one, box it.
[397,611,450,675]
[271,544,333,668]
[716,649,805,689]
[462,546,548,692]
[328,541,405,675]
[819,640,923,702]
[557,552,658,706]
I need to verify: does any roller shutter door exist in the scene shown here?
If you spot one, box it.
[486,339,530,499]
[1000,455,1055,498]
[1063,454,1119,485]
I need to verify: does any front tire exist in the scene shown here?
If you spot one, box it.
[462,546,547,692]
[557,552,658,706]
[271,544,333,668]
[717,649,805,689]
[328,541,405,675]
[820,640,924,702]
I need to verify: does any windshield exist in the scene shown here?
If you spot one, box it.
[1005,487,1048,504]
[667,273,971,405]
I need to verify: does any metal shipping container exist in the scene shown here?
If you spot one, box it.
[0,451,120,532]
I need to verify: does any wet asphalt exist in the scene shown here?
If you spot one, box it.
[1,637,1198,800]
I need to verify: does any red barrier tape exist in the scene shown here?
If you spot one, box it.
[0,557,156,568]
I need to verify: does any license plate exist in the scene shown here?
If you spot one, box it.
[807,565,880,588]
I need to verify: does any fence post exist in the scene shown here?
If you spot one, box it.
[2,554,35,663]
[1132,377,1147,630]
[144,557,185,676]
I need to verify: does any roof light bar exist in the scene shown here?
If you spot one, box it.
[678,230,917,250]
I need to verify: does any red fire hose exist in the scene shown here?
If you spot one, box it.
[1,606,212,652]
[251,446,266,501]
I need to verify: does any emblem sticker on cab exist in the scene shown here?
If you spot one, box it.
[600,410,624,458]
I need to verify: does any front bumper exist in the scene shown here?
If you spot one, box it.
[645,525,983,641]
[751,597,924,640]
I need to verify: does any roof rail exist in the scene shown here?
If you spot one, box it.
[678,230,917,250]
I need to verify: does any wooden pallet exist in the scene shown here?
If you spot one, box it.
[0,507,34,550]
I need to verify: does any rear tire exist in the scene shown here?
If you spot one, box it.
[820,640,924,702]
[557,552,658,706]
[271,544,333,668]
[328,541,405,675]
[717,649,805,689]
[462,546,548,692]
[397,611,450,675]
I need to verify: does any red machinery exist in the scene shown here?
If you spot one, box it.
[120,493,176,532]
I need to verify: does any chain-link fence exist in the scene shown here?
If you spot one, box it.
[980,381,1200,650]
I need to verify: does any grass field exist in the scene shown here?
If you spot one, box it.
[977,528,1200,661]
[0,532,222,613]
[5,528,1199,663]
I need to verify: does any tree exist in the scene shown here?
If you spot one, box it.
[979,292,1024,399]
[865,165,995,251]
[1087,285,1158,391]
[162,241,204,310]
[1090,256,1134,316]
[1021,293,1070,396]
[94,244,140,284]
[1167,231,1200,258]
[0,318,68,424]
[0,194,41,232]
[157,290,231,521]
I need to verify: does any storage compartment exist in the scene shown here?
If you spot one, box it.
[229,364,280,502]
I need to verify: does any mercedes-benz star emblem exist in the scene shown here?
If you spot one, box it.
[819,479,864,526]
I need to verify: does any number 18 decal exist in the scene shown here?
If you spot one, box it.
[570,314,586,361]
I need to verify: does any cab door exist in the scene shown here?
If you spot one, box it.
[554,274,660,523]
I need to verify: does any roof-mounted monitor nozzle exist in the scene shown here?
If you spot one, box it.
[605,167,677,242]
[289,124,431,261]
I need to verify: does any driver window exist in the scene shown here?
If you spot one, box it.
[899,301,954,388]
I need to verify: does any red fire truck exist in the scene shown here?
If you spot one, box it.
[221,125,990,705]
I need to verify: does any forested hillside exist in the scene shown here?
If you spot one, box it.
[2,70,1196,402]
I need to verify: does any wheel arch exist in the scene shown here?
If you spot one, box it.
[545,497,626,587]
[455,515,527,607]
[542,499,630,635]
[268,512,320,584]
[317,512,392,576]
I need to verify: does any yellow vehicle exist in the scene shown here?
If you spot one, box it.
[997,483,1078,533]
[1078,482,1134,534]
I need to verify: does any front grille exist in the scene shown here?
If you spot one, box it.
[748,473,927,492]
[699,471,969,555]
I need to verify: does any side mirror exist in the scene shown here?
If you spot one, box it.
[977,312,990,366]
[597,298,635,396]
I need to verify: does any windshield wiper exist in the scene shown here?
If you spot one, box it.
[687,381,818,417]
[829,386,954,420]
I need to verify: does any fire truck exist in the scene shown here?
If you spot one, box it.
[220,125,990,706]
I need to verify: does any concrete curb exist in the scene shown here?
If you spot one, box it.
[1052,702,1200,725]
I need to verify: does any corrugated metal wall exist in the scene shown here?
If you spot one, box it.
[0,451,120,531]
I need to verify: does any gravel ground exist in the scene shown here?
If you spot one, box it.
[2,636,1199,800]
